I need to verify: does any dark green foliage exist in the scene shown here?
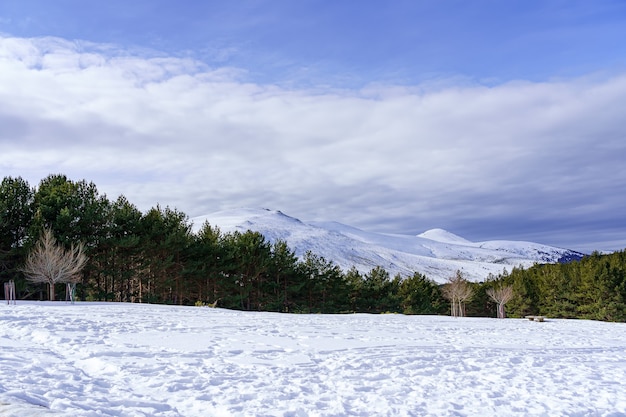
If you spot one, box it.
[0,176,34,286]
[487,251,626,322]
[266,240,302,312]
[31,174,109,247]
[398,272,447,315]
[4,173,626,321]
[350,266,401,313]
[504,267,540,317]
[0,176,34,250]
[185,221,225,306]
[297,251,349,313]
[28,175,110,300]
[224,230,272,310]
[137,205,192,305]
[465,281,492,317]
[103,195,143,302]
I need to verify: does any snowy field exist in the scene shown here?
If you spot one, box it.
[1,302,625,416]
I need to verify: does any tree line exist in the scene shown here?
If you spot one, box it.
[2,174,626,321]
[0,174,447,314]
[495,250,626,321]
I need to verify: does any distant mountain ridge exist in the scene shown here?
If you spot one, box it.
[191,208,584,283]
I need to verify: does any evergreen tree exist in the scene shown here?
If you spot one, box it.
[101,195,143,302]
[358,266,401,313]
[398,272,446,315]
[225,230,272,310]
[6,172,626,321]
[186,221,225,306]
[267,240,302,312]
[29,175,110,300]
[30,175,108,246]
[137,205,192,304]
[344,266,363,312]
[298,251,347,313]
[0,176,34,290]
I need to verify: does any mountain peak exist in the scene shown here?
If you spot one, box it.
[191,209,582,283]
[191,207,302,231]
[417,228,472,245]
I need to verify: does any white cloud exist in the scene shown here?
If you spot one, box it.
[1,35,626,251]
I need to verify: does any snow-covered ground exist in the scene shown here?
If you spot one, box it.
[1,302,625,416]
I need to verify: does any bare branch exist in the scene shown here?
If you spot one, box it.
[442,270,474,317]
[486,285,514,318]
[21,228,88,301]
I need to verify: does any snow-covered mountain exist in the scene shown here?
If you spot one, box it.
[191,208,584,283]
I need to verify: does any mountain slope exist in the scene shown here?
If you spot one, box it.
[191,208,584,283]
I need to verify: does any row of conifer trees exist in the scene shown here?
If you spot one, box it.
[1,174,625,320]
[0,174,447,313]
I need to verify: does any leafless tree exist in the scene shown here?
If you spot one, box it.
[442,270,474,317]
[486,285,514,318]
[21,228,87,301]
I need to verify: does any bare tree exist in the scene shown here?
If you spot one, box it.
[442,270,474,317]
[486,285,514,318]
[21,228,88,301]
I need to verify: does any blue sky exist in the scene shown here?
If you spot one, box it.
[1,1,626,252]
[4,1,626,85]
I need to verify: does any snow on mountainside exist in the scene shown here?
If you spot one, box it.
[191,208,584,283]
[417,228,472,245]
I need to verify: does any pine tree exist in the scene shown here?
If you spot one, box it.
[399,272,446,315]
[0,176,34,287]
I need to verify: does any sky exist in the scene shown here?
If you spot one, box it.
[1,1,626,253]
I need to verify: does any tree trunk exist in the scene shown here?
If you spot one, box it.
[498,303,506,318]
[49,282,55,301]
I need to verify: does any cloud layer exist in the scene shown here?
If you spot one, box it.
[2,35,625,252]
